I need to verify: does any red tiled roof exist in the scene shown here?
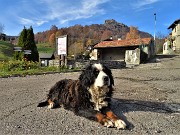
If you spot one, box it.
[94,38,152,48]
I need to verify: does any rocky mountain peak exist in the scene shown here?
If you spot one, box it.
[104,19,127,27]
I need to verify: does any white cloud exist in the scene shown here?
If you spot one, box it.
[19,18,34,25]
[135,6,153,12]
[36,20,48,26]
[57,0,110,24]
[132,0,159,9]
[19,17,48,26]
[18,0,110,26]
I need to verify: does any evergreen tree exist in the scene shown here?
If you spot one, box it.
[14,26,39,62]
[18,26,27,47]
[14,26,27,60]
[25,26,39,62]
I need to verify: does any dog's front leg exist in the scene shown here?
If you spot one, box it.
[75,109,113,128]
[95,112,114,128]
[105,110,126,129]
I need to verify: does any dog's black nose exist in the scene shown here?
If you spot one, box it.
[104,76,109,82]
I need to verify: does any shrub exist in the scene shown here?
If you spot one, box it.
[0,59,40,71]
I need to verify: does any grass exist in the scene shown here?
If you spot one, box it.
[0,40,14,61]
[0,41,55,61]
[0,64,80,78]
[0,41,79,77]
[0,67,58,77]
[0,67,80,78]
[37,42,55,53]
[0,60,80,78]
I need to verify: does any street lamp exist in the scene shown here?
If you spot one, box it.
[154,13,156,54]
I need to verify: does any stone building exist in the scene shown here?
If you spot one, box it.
[90,38,155,63]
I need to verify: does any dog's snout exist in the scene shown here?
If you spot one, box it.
[104,76,109,82]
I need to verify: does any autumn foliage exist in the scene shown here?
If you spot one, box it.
[126,26,140,39]
[49,33,55,48]
[35,20,151,56]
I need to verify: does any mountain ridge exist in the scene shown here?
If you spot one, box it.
[35,19,153,55]
[35,19,152,43]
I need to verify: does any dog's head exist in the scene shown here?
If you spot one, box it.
[79,63,114,110]
[79,63,114,88]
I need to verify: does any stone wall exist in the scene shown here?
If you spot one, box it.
[67,60,125,69]
[49,59,126,69]
[49,60,60,67]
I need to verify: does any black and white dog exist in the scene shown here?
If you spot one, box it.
[38,63,126,129]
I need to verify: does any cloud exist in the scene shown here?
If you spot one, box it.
[135,6,154,12]
[58,0,110,24]
[18,0,110,26]
[19,18,34,25]
[46,0,110,24]
[19,17,47,26]
[132,0,159,9]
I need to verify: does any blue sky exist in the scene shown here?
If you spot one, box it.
[1,0,179,36]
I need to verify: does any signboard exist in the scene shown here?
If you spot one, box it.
[57,35,67,55]
[14,47,22,51]
[24,50,31,54]
[14,47,31,54]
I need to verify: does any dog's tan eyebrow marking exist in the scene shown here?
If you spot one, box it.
[93,63,103,71]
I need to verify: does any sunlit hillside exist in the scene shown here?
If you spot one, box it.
[0,40,14,61]
[37,42,55,53]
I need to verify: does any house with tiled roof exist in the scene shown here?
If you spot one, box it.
[90,37,155,63]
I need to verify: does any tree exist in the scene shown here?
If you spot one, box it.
[25,26,39,62]
[49,33,56,48]
[56,31,62,37]
[50,25,58,31]
[126,26,140,39]
[18,26,27,47]
[48,25,58,39]
[155,32,166,54]
[14,26,39,62]
[14,26,27,60]
[101,30,112,41]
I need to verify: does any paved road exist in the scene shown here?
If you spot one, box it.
[0,55,180,135]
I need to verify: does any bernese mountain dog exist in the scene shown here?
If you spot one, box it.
[37,63,126,129]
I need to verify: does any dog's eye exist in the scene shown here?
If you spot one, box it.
[94,69,99,75]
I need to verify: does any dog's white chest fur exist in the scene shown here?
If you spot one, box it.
[88,85,109,111]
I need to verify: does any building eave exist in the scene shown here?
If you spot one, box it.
[93,38,152,49]
[168,19,180,29]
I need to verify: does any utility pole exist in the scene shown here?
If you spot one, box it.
[154,13,156,54]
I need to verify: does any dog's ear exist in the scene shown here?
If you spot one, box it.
[103,65,114,86]
[79,64,95,87]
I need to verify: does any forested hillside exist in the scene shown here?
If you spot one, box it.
[35,19,152,55]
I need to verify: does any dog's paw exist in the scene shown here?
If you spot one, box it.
[114,119,126,129]
[102,118,114,128]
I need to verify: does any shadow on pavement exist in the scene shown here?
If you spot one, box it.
[111,98,180,130]
[155,54,178,59]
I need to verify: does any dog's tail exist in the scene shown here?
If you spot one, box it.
[37,100,48,107]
